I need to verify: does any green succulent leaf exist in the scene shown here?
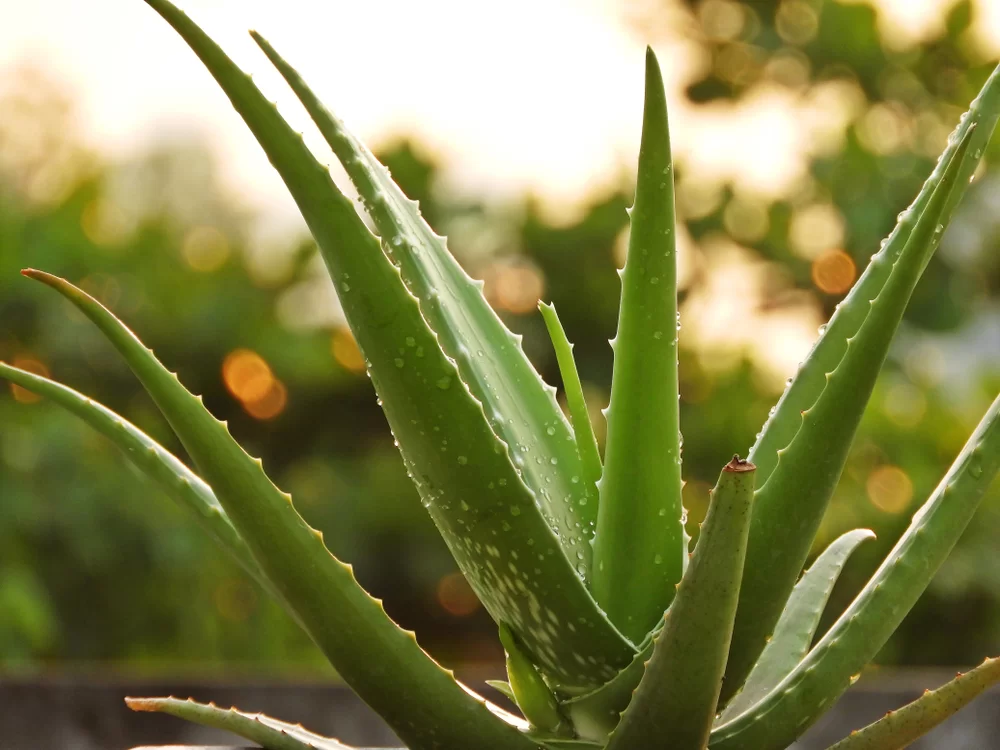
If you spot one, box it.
[24,268,534,750]
[592,47,685,642]
[250,31,598,572]
[538,302,602,493]
[710,390,1000,750]
[0,363,271,597]
[136,0,634,689]
[126,696,363,750]
[500,624,567,734]
[748,64,1000,487]
[723,102,992,698]
[486,680,518,703]
[560,632,657,743]
[720,528,875,721]
[825,657,1000,750]
[607,457,756,750]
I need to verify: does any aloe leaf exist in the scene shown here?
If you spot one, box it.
[499,624,567,733]
[560,627,659,742]
[825,657,1000,750]
[538,302,602,493]
[126,696,361,750]
[25,269,536,750]
[136,0,634,688]
[487,680,518,703]
[723,119,983,699]
[749,62,1000,487]
[606,457,756,750]
[719,528,875,721]
[590,47,684,641]
[249,32,597,571]
[709,391,1000,750]
[0,362,271,595]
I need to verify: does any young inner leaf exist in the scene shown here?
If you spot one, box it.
[591,47,685,642]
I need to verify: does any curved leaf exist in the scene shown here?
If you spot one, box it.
[825,657,1000,750]
[25,268,535,750]
[127,696,364,750]
[539,302,602,494]
[136,0,634,688]
[720,528,875,721]
[0,363,270,596]
[250,31,598,573]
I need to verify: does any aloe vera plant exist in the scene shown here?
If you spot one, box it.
[4,1,1000,748]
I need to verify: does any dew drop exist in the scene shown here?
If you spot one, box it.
[546,426,556,436]
[394,358,405,368]
[458,455,468,465]
[436,376,452,390]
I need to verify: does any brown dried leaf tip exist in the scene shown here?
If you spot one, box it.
[724,454,756,473]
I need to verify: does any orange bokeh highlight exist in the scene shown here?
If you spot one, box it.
[866,465,913,514]
[222,349,287,420]
[9,356,49,404]
[332,328,366,373]
[811,249,856,295]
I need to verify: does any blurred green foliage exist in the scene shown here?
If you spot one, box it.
[1,0,999,674]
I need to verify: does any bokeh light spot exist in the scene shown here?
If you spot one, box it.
[483,260,545,315]
[183,226,231,272]
[243,380,288,421]
[811,249,856,295]
[80,198,129,247]
[436,572,481,617]
[223,349,274,403]
[332,328,367,374]
[867,465,913,514]
[223,349,287,420]
[776,0,819,46]
[9,356,49,404]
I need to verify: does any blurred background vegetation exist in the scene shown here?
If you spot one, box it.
[1,0,1000,678]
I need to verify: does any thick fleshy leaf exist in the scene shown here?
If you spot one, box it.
[136,0,634,688]
[25,268,535,750]
[709,391,1000,750]
[722,112,988,698]
[0,363,269,595]
[500,624,567,733]
[560,633,656,742]
[825,657,1000,750]
[250,32,598,572]
[607,457,755,750]
[592,47,685,641]
[127,697,366,750]
[719,528,875,721]
[539,302,602,493]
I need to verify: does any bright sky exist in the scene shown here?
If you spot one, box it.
[4,0,997,230]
